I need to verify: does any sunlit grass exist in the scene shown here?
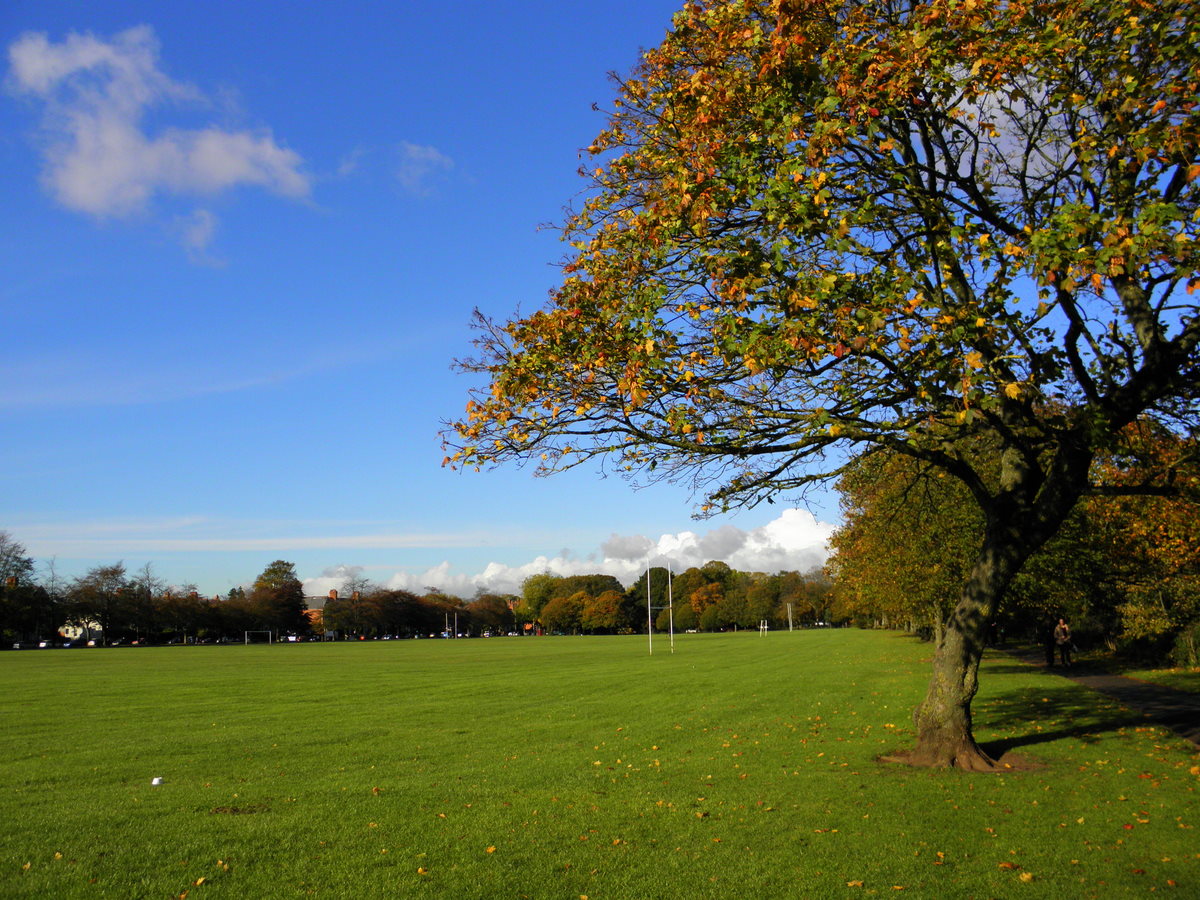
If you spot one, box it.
[2,631,1197,898]
[1112,666,1200,694]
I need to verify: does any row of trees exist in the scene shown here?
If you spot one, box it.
[1,528,833,644]
[320,587,517,638]
[0,546,311,645]
[829,423,1200,665]
[514,565,833,634]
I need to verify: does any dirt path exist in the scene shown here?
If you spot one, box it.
[1002,645,1200,748]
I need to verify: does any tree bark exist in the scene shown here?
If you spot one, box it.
[903,440,1093,769]
[906,556,1007,770]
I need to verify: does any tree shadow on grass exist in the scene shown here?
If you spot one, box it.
[973,682,1165,759]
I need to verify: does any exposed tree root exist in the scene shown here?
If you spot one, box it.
[879,745,1042,771]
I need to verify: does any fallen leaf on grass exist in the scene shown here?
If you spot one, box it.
[1019,872,1034,882]
[846,880,864,887]
[487,846,496,854]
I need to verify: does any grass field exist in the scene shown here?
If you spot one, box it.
[2,630,1197,898]
[1111,666,1200,695]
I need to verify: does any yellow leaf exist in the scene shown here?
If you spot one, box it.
[965,351,984,370]
[1019,872,1035,882]
[847,881,864,887]
[1004,382,1023,400]
[487,846,496,854]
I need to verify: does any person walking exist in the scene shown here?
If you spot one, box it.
[1053,617,1073,668]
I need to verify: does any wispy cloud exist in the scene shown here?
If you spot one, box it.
[0,337,413,410]
[14,509,834,598]
[396,141,453,193]
[7,25,310,247]
[175,207,222,262]
[16,519,487,556]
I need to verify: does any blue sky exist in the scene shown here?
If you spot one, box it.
[1,1,837,598]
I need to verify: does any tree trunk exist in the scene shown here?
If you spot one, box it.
[904,502,1041,768]
[902,440,1092,769]
[907,608,997,769]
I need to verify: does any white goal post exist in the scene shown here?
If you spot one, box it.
[244,631,274,645]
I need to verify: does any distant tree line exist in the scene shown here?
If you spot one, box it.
[514,565,833,635]
[0,549,313,645]
[0,529,833,646]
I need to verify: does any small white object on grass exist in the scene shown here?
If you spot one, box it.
[151,777,163,786]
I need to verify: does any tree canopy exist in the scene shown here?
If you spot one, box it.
[446,0,1200,767]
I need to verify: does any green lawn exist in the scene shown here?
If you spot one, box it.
[2,630,1197,898]
[1114,666,1200,695]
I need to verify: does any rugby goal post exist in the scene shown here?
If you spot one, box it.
[244,630,273,645]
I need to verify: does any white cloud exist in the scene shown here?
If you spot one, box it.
[370,508,834,597]
[8,26,309,230]
[15,509,835,600]
[396,141,453,193]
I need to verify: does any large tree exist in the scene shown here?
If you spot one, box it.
[66,563,128,646]
[0,531,55,643]
[249,560,310,636]
[445,0,1199,768]
[0,531,36,585]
